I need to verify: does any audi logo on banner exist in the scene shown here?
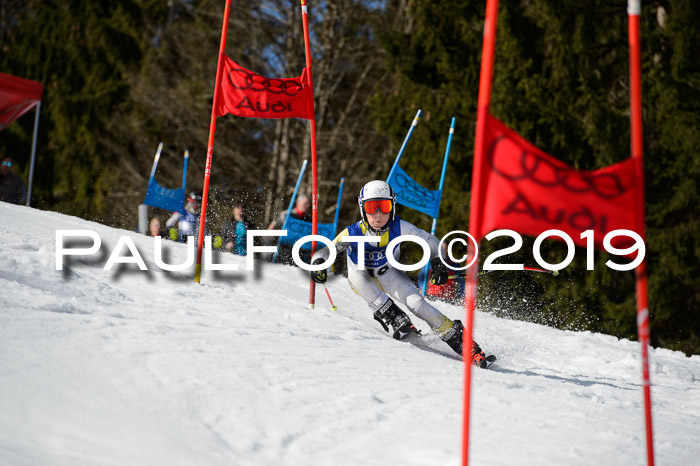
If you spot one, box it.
[227,67,304,97]
[394,173,439,209]
[215,55,311,119]
[487,135,627,200]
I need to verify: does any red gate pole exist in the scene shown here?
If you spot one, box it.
[300,0,319,308]
[463,1,499,465]
[194,0,232,283]
[628,1,654,464]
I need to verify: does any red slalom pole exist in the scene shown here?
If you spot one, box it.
[628,1,655,464]
[194,0,232,283]
[463,1,499,465]
[300,0,319,309]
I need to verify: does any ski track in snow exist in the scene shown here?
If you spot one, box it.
[0,203,698,466]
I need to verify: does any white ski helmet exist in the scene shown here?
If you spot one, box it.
[187,192,202,205]
[358,180,396,226]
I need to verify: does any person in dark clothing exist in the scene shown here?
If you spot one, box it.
[266,194,312,264]
[0,157,27,205]
[267,194,311,230]
[222,201,256,255]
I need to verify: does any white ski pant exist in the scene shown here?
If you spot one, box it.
[346,261,448,330]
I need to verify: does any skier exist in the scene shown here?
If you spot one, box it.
[166,192,208,242]
[310,180,488,367]
[267,194,312,230]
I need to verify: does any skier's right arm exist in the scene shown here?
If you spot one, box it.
[310,229,351,283]
[310,228,351,263]
[165,211,181,228]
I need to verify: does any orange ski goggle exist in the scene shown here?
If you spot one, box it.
[363,199,393,215]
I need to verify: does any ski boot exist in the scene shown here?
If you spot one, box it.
[439,319,488,368]
[471,341,488,368]
[373,298,420,340]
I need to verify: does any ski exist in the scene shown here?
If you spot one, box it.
[393,323,422,341]
[372,312,496,365]
[483,354,497,369]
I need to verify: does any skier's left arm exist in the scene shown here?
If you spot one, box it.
[398,220,441,257]
[399,220,450,286]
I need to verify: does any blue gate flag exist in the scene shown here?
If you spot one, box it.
[273,171,344,262]
[383,115,456,296]
[143,142,189,213]
[387,164,442,218]
[420,117,456,295]
[278,177,344,251]
[278,218,338,250]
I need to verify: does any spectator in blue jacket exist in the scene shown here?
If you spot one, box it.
[222,201,256,255]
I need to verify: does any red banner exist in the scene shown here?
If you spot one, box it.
[0,72,43,131]
[214,55,312,120]
[478,114,642,248]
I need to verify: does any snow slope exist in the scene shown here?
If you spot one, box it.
[1,202,698,466]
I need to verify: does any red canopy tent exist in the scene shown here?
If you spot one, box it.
[0,72,44,206]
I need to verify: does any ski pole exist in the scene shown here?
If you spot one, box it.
[524,266,559,276]
[322,283,338,311]
[447,266,559,280]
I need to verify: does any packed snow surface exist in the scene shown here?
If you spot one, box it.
[1,203,698,466]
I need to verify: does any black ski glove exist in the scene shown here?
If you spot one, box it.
[429,257,450,286]
[310,259,327,284]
